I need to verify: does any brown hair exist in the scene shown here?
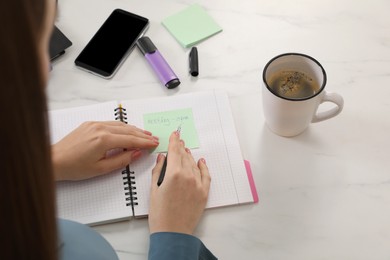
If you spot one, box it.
[0,0,57,259]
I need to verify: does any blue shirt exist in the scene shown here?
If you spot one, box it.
[149,232,216,260]
[58,219,217,260]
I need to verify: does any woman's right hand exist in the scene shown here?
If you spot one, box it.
[148,131,211,235]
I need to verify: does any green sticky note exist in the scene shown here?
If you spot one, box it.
[143,108,199,153]
[162,4,223,48]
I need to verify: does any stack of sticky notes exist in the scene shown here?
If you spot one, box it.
[162,4,223,48]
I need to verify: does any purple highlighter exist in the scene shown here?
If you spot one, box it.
[136,37,180,89]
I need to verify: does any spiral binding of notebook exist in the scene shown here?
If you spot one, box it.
[114,105,137,215]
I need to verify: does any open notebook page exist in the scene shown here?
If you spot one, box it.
[121,90,254,217]
[49,101,132,225]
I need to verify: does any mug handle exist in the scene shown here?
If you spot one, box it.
[312,91,344,123]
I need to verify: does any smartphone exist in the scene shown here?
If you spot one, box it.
[75,9,149,78]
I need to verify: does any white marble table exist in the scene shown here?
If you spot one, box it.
[48,0,390,259]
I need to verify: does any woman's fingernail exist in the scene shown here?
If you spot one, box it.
[143,130,152,135]
[132,150,142,159]
[174,130,180,137]
[201,158,206,164]
[152,135,159,141]
[185,148,191,153]
[157,153,164,163]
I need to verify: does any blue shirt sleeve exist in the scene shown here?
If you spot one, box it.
[58,219,118,260]
[149,232,217,260]
[58,219,217,259]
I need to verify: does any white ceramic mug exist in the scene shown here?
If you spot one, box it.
[262,53,344,137]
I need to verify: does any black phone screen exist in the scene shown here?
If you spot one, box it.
[75,9,149,78]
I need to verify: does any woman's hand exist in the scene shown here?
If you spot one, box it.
[52,121,159,181]
[148,131,211,235]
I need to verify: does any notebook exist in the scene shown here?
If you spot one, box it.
[50,90,258,225]
[49,26,72,61]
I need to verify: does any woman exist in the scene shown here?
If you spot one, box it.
[0,0,216,259]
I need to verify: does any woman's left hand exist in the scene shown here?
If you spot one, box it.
[52,121,159,181]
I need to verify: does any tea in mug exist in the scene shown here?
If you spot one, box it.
[268,71,320,99]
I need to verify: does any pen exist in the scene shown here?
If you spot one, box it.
[157,154,168,186]
[136,36,180,89]
[189,47,199,77]
[157,126,181,186]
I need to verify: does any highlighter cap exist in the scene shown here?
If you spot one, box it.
[137,36,157,55]
[166,79,180,89]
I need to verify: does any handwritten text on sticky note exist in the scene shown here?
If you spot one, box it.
[143,108,199,153]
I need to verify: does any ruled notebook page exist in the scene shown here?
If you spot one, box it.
[121,90,254,217]
[49,101,132,225]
